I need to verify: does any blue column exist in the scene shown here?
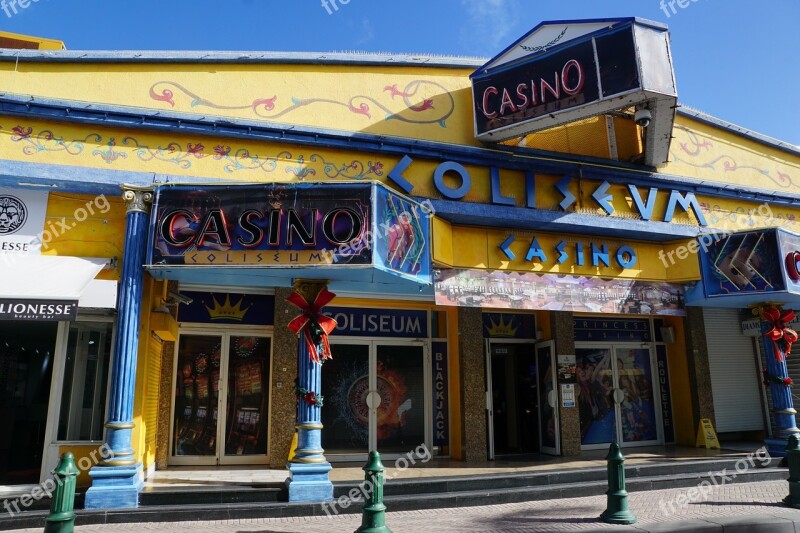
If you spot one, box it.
[286,285,333,502]
[85,185,153,510]
[762,316,800,458]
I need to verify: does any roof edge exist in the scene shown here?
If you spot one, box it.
[0,49,487,68]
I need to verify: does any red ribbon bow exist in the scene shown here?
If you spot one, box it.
[761,307,799,361]
[287,287,337,364]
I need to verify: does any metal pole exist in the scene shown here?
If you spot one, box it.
[355,451,392,533]
[44,453,80,533]
[599,443,637,525]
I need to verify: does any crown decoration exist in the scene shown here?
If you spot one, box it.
[486,315,518,338]
[205,294,252,321]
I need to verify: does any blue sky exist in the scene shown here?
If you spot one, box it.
[1,0,798,146]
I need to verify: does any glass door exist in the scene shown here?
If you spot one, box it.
[486,341,542,459]
[170,331,271,465]
[536,341,560,455]
[375,343,426,454]
[321,342,371,457]
[323,340,429,460]
[221,335,271,464]
[576,344,662,449]
[615,347,660,446]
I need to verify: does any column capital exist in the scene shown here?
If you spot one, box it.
[121,185,154,214]
[292,279,330,303]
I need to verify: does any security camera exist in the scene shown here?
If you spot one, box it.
[634,108,652,128]
[167,291,193,305]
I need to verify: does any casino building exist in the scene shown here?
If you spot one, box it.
[0,18,799,508]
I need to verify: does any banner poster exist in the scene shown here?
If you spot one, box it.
[147,183,371,267]
[176,292,275,326]
[435,269,686,316]
[656,345,675,443]
[699,229,783,297]
[0,187,48,255]
[373,186,432,283]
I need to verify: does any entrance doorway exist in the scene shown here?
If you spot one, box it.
[0,321,58,485]
[486,340,559,459]
[170,330,272,465]
[575,344,662,449]
[322,340,429,460]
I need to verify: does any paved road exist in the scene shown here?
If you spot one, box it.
[9,480,800,532]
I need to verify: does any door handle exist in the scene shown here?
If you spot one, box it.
[547,389,556,408]
[613,388,625,404]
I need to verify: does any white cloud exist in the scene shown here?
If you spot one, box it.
[460,0,520,53]
[356,18,375,45]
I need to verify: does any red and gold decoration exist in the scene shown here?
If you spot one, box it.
[295,385,324,407]
[760,307,798,361]
[287,285,337,364]
[763,369,793,387]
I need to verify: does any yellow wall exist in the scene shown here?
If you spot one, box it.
[6,119,800,238]
[663,315,694,446]
[0,60,796,193]
[43,191,125,281]
[435,223,701,282]
[57,444,108,488]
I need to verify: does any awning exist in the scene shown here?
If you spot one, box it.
[0,256,109,320]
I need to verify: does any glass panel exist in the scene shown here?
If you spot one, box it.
[0,321,57,484]
[376,345,426,453]
[616,348,659,443]
[576,348,616,445]
[536,345,557,452]
[172,335,221,457]
[322,344,370,454]
[491,344,538,455]
[225,336,270,456]
[58,322,113,441]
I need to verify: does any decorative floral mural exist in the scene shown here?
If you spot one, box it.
[670,126,798,190]
[148,79,456,128]
[5,124,385,180]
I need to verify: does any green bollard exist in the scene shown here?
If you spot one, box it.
[44,452,80,533]
[599,443,637,525]
[784,435,800,508]
[355,451,392,533]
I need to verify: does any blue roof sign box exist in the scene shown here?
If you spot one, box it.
[471,18,677,167]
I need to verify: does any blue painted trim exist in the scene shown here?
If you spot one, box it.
[0,159,234,195]
[424,198,700,242]
[0,50,485,69]
[678,107,800,157]
[1,94,798,208]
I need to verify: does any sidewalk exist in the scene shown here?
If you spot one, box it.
[8,479,800,532]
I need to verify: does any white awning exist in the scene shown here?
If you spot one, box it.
[0,255,108,300]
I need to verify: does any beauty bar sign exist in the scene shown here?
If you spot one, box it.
[0,299,78,321]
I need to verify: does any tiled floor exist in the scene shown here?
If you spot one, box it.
[144,444,767,488]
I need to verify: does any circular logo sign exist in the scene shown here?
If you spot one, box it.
[0,196,27,235]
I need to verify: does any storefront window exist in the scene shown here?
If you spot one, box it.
[57,322,113,442]
[0,321,58,484]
